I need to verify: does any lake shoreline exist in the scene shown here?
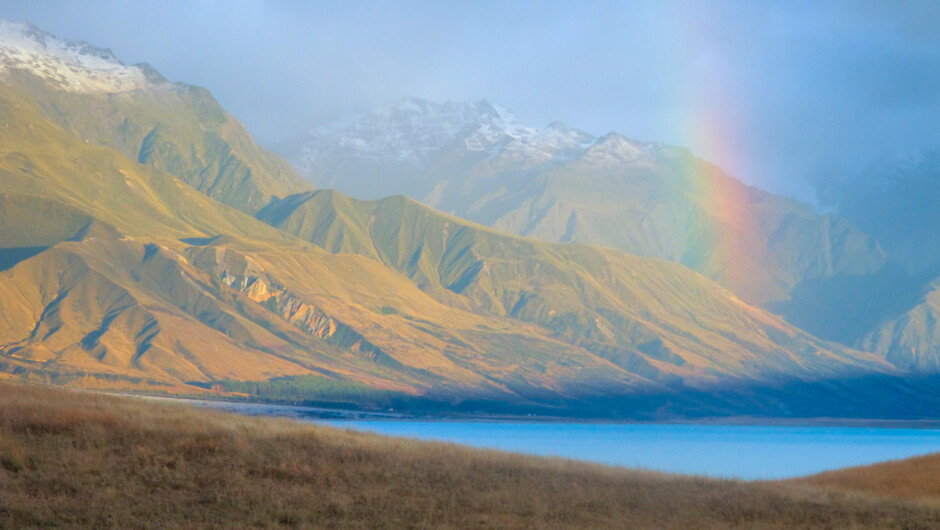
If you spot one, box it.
[7,382,940,527]
[114,391,940,430]
[145,393,940,480]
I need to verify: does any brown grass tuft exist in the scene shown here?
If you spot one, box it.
[0,382,938,528]
[796,452,940,504]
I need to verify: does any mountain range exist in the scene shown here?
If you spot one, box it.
[287,99,888,307]
[288,98,940,373]
[1,19,937,417]
[810,152,940,370]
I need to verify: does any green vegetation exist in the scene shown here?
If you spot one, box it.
[216,375,397,406]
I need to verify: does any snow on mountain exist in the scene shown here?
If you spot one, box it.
[581,133,679,165]
[291,98,599,179]
[0,19,149,93]
[289,97,693,183]
[286,96,705,217]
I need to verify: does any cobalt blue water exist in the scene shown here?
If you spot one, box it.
[164,398,940,480]
[317,420,940,480]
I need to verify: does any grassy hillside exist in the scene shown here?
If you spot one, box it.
[485,135,889,306]
[798,451,940,504]
[292,108,938,370]
[767,261,940,372]
[1,383,938,529]
[290,104,888,308]
[259,190,891,388]
[855,276,940,372]
[0,74,668,402]
[4,71,311,214]
[0,50,911,416]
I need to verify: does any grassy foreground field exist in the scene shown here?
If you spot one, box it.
[798,452,940,505]
[1,383,939,529]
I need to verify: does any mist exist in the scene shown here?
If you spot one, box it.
[3,0,939,202]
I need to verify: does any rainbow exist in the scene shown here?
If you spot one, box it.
[664,23,768,301]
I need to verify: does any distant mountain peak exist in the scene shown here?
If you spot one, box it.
[293,97,596,177]
[581,132,678,164]
[473,99,517,122]
[134,61,168,84]
[545,121,577,132]
[0,18,154,93]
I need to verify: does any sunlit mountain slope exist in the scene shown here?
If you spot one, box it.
[0,20,903,414]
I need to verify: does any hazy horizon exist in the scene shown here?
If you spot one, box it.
[3,0,939,203]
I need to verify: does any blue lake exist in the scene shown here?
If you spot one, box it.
[318,420,940,480]
[165,398,940,480]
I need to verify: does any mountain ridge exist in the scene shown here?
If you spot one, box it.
[0,21,924,417]
[286,97,889,308]
[288,97,940,372]
[0,19,151,93]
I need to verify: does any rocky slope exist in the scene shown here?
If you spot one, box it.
[0,20,310,214]
[0,20,910,414]
[793,152,940,371]
[258,190,895,389]
[818,152,940,276]
[288,98,889,307]
[289,98,940,373]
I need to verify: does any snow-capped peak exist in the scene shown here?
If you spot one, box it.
[0,19,149,93]
[582,133,678,164]
[460,100,541,150]
[291,97,606,181]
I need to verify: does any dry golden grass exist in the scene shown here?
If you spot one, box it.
[797,452,940,505]
[0,382,938,529]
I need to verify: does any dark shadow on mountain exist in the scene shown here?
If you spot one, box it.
[0,246,48,272]
[179,236,219,246]
[563,372,940,421]
[767,263,930,345]
[67,220,122,242]
[204,370,940,422]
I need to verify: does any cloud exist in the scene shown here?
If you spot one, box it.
[2,0,939,203]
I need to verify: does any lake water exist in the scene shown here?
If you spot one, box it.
[319,420,940,479]
[164,398,940,480]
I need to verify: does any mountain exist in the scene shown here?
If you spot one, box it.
[288,98,889,307]
[290,97,940,374]
[0,20,911,416]
[292,99,594,205]
[257,189,892,392]
[809,152,940,371]
[0,20,310,214]
[818,152,940,276]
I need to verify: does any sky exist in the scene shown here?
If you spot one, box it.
[2,0,940,202]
